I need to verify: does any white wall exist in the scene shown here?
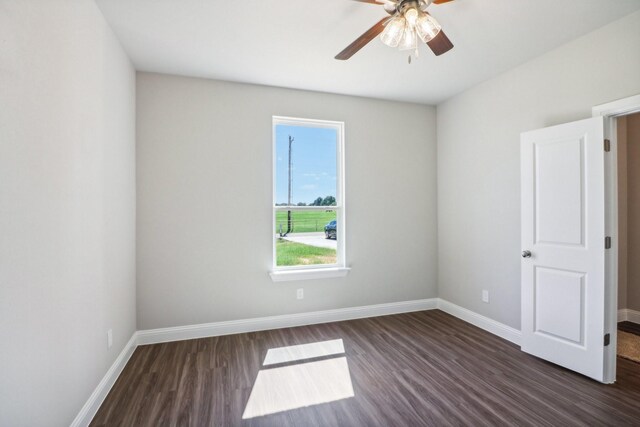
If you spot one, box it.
[0,1,136,426]
[437,11,640,329]
[136,73,437,329]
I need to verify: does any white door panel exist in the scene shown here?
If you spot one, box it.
[521,116,605,382]
[534,138,585,246]
[534,267,584,344]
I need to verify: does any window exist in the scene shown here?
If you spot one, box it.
[270,116,348,281]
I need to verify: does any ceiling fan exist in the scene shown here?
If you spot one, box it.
[335,0,455,60]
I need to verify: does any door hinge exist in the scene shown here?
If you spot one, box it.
[605,236,612,249]
[604,139,611,152]
[604,333,611,347]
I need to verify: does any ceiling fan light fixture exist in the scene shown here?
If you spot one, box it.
[380,16,405,47]
[416,13,441,43]
[334,0,455,61]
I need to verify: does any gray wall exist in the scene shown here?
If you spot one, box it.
[627,113,640,312]
[437,11,640,329]
[136,73,438,330]
[618,116,629,310]
[0,1,136,426]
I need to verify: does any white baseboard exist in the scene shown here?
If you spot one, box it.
[437,299,522,346]
[70,333,138,427]
[136,298,522,348]
[137,298,439,345]
[619,308,640,324]
[619,309,627,322]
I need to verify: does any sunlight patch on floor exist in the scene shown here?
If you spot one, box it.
[263,339,345,366]
[242,356,354,419]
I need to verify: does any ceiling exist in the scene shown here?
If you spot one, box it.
[95,0,640,105]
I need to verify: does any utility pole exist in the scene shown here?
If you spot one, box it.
[285,135,294,236]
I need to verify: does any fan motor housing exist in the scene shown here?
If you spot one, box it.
[393,0,431,15]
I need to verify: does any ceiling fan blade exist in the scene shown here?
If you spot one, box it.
[335,17,389,60]
[432,0,455,4]
[351,0,397,14]
[426,30,454,56]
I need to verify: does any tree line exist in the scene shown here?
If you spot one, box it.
[276,195,336,207]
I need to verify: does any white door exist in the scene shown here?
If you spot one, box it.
[521,116,607,382]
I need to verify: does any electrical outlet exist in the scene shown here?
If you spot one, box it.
[107,329,113,349]
[296,288,304,300]
[482,290,490,303]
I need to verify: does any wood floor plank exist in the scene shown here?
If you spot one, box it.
[91,311,640,426]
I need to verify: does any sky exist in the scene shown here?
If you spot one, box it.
[275,124,337,205]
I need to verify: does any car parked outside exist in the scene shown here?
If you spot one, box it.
[324,220,337,239]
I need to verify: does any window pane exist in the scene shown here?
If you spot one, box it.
[275,210,337,267]
[275,124,337,207]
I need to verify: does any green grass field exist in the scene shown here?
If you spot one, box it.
[275,210,336,234]
[276,238,337,266]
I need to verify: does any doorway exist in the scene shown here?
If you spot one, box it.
[593,94,640,383]
[616,112,640,365]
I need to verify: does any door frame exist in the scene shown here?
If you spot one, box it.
[592,94,640,383]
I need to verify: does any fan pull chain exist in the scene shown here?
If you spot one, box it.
[408,46,420,64]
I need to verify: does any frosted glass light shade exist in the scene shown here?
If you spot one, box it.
[416,13,441,43]
[398,26,417,51]
[380,16,405,48]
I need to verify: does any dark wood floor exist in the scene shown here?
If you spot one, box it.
[619,321,640,337]
[92,310,640,426]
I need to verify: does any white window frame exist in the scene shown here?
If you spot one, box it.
[269,116,349,282]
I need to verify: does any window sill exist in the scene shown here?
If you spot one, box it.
[269,267,351,282]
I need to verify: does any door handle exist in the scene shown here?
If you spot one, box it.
[522,250,532,258]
